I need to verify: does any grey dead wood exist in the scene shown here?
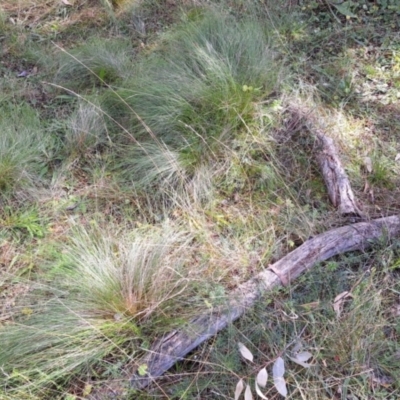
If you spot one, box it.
[89,215,400,399]
[287,106,364,217]
[128,214,400,390]
[315,132,363,217]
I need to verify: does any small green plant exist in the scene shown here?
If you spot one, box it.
[366,157,395,189]
[0,206,45,239]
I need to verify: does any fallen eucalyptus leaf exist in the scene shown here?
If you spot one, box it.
[244,383,254,400]
[272,357,285,378]
[255,381,269,399]
[295,351,313,362]
[256,367,268,388]
[288,355,313,368]
[289,350,314,367]
[333,291,353,318]
[273,376,287,397]
[238,342,254,362]
[273,357,287,397]
[235,379,244,400]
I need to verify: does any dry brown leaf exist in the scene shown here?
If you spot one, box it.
[333,291,353,318]
[363,180,370,193]
[364,156,373,173]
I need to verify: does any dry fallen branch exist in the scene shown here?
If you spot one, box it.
[128,214,400,390]
[315,132,363,217]
[90,108,388,398]
[288,107,363,217]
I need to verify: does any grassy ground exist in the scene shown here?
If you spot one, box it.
[1,0,400,399]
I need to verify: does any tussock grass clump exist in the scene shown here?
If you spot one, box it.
[102,10,282,197]
[64,101,110,158]
[117,141,216,205]
[0,6,7,30]
[0,302,137,395]
[0,104,51,196]
[62,222,196,321]
[0,222,202,394]
[55,38,133,91]
[118,142,188,192]
[116,11,280,142]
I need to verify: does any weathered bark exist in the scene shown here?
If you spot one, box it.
[288,107,363,217]
[314,132,363,217]
[129,215,400,390]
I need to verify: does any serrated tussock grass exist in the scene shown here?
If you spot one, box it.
[101,10,283,196]
[55,38,133,91]
[64,100,111,159]
[62,222,197,321]
[0,301,137,395]
[0,221,205,394]
[0,104,52,197]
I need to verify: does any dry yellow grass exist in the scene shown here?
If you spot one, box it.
[1,0,108,32]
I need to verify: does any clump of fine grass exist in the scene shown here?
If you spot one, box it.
[0,300,138,396]
[54,38,134,91]
[0,104,52,196]
[64,101,111,159]
[116,10,281,142]
[0,6,7,30]
[116,141,217,206]
[101,9,282,198]
[118,142,188,192]
[0,221,204,395]
[61,222,197,321]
